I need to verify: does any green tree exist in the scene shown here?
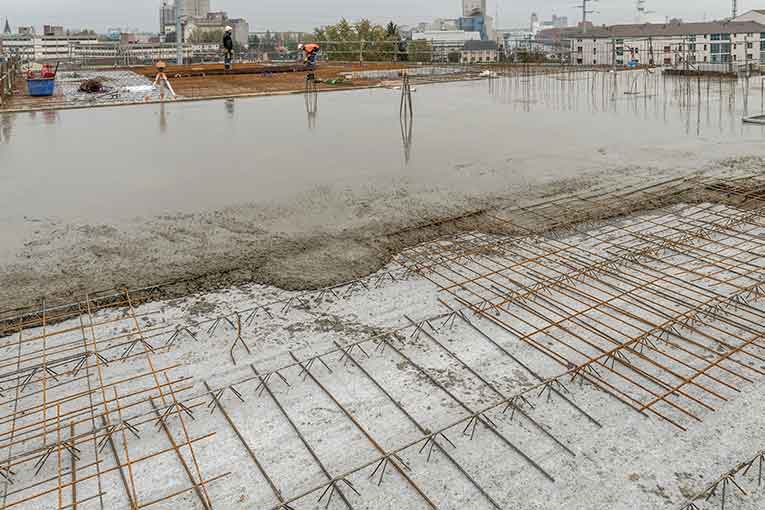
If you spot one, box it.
[385,22,399,39]
[408,40,433,63]
[314,18,395,62]
[261,30,276,51]
[448,51,461,63]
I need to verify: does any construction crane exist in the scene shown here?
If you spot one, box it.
[636,0,656,23]
[732,0,738,19]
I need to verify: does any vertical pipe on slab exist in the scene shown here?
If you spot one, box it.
[176,7,183,65]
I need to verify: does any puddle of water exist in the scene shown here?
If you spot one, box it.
[1,71,764,223]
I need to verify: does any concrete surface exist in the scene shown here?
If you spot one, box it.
[1,72,765,311]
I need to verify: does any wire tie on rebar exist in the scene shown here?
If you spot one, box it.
[19,367,38,392]
[374,339,387,355]
[0,465,15,484]
[33,447,55,475]
[207,317,223,336]
[503,395,535,420]
[167,326,198,347]
[462,415,480,439]
[155,401,195,428]
[207,389,225,413]
[42,363,60,381]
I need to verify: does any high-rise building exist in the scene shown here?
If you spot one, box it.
[463,0,486,17]
[177,0,210,18]
[2,18,11,35]
[43,25,64,36]
[551,14,568,28]
[159,1,176,34]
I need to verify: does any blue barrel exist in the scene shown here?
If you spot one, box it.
[27,78,56,97]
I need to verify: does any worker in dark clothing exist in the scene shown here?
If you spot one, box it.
[223,26,234,71]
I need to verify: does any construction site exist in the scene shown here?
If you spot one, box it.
[1,44,765,510]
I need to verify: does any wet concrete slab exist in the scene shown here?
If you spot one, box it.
[1,71,764,308]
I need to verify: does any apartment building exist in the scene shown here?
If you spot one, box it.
[412,30,481,61]
[461,40,499,63]
[0,33,218,63]
[0,34,99,61]
[549,21,765,70]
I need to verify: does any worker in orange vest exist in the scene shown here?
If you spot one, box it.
[298,43,321,68]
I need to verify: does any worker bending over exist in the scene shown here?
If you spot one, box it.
[223,26,234,71]
[299,43,321,68]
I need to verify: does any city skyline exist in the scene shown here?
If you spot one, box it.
[0,0,749,33]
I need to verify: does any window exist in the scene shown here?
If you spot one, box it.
[711,33,721,41]
[664,46,671,52]
[664,57,672,65]
[747,54,753,61]
[576,57,583,64]
[747,42,754,49]
[593,48,597,54]
[689,43,696,51]
[711,43,720,53]
[577,46,583,53]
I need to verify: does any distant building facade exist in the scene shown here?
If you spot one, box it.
[461,40,498,63]
[0,32,219,63]
[548,20,765,70]
[734,9,765,24]
[463,0,486,17]
[413,30,480,61]
[177,0,210,18]
[43,25,64,36]
[159,1,176,34]
[184,12,249,47]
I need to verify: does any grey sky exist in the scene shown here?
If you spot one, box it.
[0,0,747,33]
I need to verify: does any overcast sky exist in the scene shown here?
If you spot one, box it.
[0,0,746,33]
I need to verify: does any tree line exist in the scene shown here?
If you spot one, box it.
[313,19,433,62]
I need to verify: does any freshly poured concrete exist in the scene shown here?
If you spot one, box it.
[1,72,764,308]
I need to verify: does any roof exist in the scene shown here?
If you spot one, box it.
[464,40,498,51]
[539,20,765,40]
[412,30,481,42]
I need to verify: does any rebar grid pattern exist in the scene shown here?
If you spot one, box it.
[0,178,762,509]
[394,186,765,431]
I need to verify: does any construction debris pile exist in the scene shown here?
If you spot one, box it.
[78,79,106,93]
